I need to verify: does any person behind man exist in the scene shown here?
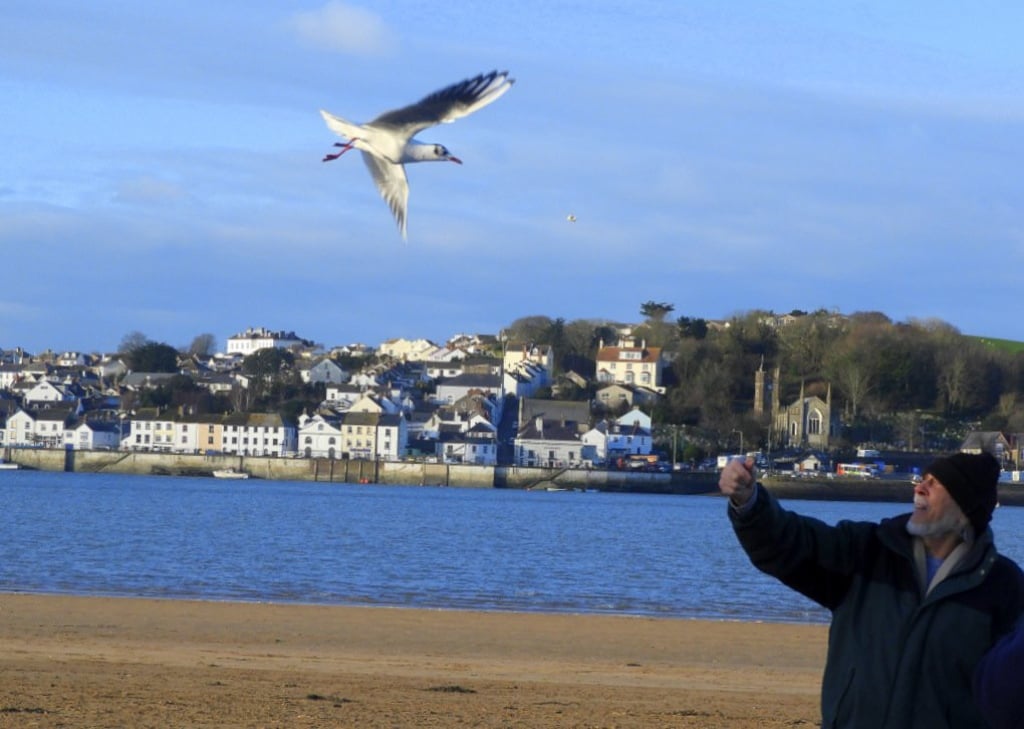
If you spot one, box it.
[974,613,1024,729]
[719,451,1024,728]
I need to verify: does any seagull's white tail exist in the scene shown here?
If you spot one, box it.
[319,110,362,140]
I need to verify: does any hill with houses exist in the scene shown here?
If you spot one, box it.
[0,326,664,470]
[3,315,1022,475]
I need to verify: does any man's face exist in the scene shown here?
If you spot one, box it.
[907,473,968,538]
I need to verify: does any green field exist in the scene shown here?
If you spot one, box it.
[972,336,1024,353]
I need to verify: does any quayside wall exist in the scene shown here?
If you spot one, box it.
[0,447,718,494]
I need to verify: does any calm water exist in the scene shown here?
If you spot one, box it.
[3,470,1024,624]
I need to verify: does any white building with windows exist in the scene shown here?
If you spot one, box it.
[513,416,595,467]
[65,421,121,450]
[595,338,665,394]
[226,327,310,356]
[5,408,75,448]
[217,413,295,456]
[581,419,652,462]
[297,412,345,459]
[128,410,176,451]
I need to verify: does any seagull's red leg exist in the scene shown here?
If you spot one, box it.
[322,139,359,162]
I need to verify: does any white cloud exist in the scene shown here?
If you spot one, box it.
[289,2,396,56]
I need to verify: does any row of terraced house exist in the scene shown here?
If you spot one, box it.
[1,328,667,467]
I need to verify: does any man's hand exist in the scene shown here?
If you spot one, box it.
[718,457,756,507]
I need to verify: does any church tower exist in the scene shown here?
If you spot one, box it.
[754,357,766,418]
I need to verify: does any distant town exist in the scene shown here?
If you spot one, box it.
[2,306,1022,474]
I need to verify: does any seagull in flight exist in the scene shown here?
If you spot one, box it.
[320,70,515,239]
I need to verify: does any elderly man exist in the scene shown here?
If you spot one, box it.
[720,452,1024,728]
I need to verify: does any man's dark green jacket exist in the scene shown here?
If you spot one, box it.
[729,483,1024,728]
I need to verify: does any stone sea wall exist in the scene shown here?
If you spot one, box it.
[1,447,718,494]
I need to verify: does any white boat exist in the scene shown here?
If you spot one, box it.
[0,460,19,470]
[212,468,249,480]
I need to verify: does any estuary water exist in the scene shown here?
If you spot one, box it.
[3,470,1024,624]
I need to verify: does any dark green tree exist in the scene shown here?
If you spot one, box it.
[126,342,180,373]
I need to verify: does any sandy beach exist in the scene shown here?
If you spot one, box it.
[0,594,827,728]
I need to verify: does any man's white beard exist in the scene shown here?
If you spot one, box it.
[906,510,967,539]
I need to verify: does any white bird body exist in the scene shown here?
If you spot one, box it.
[320,70,515,239]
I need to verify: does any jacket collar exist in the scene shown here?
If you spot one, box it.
[878,512,997,595]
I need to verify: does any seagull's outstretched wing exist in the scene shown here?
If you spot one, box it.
[370,70,514,135]
[320,111,362,141]
[360,151,409,239]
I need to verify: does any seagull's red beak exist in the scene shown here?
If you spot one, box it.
[448,156,463,165]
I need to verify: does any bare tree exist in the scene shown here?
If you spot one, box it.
[188,333,218,356]
[118,330,149,354]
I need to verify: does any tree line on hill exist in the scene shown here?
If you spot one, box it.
[502,304,1024,454]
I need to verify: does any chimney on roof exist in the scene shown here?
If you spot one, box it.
[535,416,543,434]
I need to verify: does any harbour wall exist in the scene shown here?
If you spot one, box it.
[1,447,718,494]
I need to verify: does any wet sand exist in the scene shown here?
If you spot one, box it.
[0,594,826,728]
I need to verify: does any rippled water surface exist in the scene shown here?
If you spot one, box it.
[3,470,1023,623]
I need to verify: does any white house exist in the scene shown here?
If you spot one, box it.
[618,407,652,429]
[65,420,121,450]
[297,412,345,458]
[4,409,37,447]
[424,360,466,380]
[581,419,652,462]
[128,410,176,451]
[23,380,78,405]
[503,343,554,378]
[0,364,23,391]
[348,392,400,415]
[595,338,665,394]
[303,357,350,385]
[216,412,296,457]
[438,421,498,465]
[503,362,547,399]
[435,373,502,405]
[226,327,310,356]
[295,410,407,461]
[5,408,75,448]
[377,337,437,361]
[240,413,295,456]
[375,413,407,461]
[513,416,595,467]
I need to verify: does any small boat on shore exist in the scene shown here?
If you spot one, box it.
[212,468,249,480]
[0,459,19,470]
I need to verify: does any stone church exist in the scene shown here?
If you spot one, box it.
[753,360,837,450]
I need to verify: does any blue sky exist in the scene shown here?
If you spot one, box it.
[3,1,1023,353]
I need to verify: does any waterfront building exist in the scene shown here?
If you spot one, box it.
[5,407,74,448]
[513,415,594,467]
[581,418,653,463]
[66,420,120,450]
[438,421,498,465]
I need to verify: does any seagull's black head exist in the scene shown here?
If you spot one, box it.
[434,144,462,165]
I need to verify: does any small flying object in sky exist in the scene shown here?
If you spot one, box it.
[320,70,515,240]
[566,214,577,223]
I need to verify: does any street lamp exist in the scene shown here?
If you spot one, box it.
[732,429,744,454]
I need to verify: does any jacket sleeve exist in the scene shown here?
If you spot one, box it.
[974,615,1024,729]
[728,482,875,610]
